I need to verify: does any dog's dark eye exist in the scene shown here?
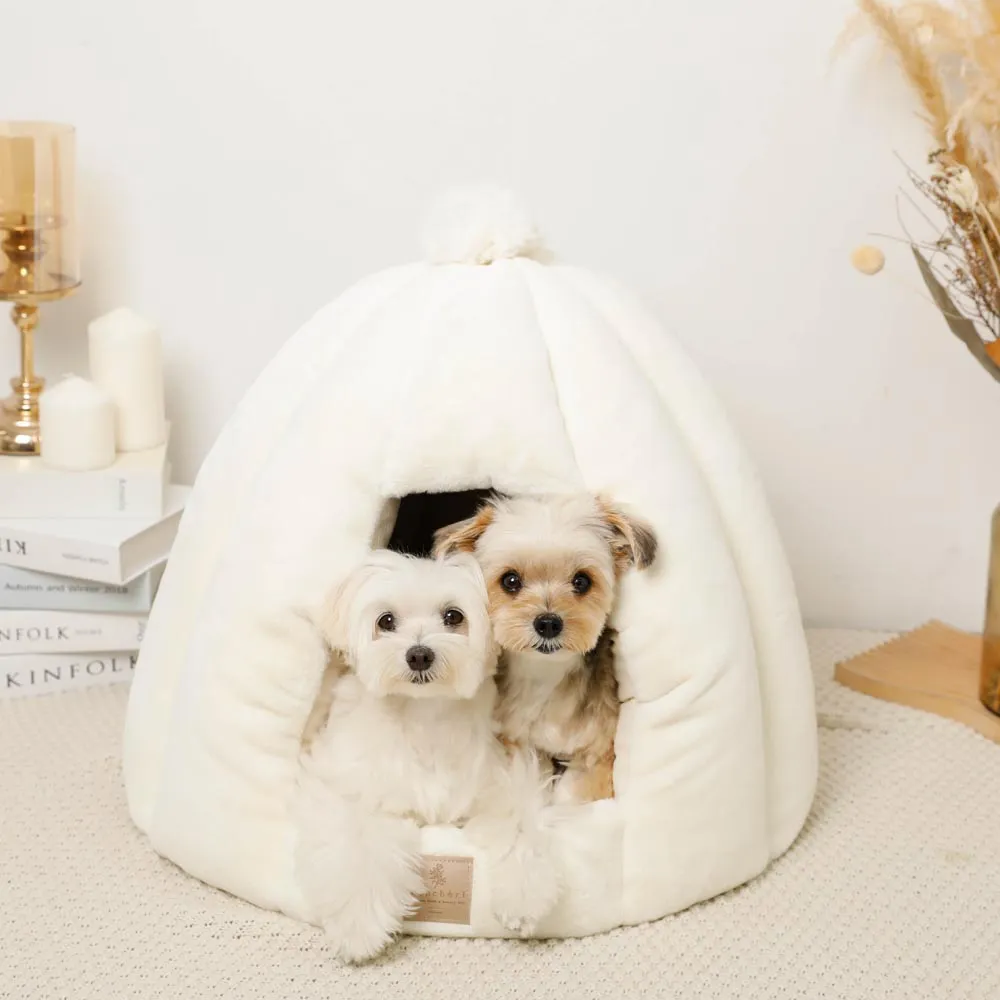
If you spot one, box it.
[442,608,465,628]
[500,571,523,595]
[571,572,592,595]
[376,612,396,632]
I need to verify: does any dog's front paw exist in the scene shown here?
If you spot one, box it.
[317,845,424,964]
[490,840,560,937]
[322,913,396,965]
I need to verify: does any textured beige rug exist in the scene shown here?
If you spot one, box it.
[3,629,999,1000]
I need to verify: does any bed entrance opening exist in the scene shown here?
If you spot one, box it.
[385,488,495,557]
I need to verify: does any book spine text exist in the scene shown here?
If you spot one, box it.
[1,652,138,699]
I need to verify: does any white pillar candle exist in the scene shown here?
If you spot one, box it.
[88,306,167,452]
[39,376,117,471]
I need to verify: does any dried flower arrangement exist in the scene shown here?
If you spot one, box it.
[848,1,1000,720]
[852,0,1000,381]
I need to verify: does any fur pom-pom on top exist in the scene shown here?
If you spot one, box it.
[421,185,550,265]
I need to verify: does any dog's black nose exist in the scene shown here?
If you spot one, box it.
[533,613,563,639]
[405,645,435,672]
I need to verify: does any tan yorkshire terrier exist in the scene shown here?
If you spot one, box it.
[434,493,657,804]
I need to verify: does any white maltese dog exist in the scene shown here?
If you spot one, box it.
[294,549,560,964]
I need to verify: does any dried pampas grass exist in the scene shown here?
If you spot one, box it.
[855,0,951,146]
[851,0,1000,383]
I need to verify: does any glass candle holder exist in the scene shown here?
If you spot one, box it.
[0,121,79,298]
[0,121,81,455]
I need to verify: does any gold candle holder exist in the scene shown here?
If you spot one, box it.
[0,122,81,455]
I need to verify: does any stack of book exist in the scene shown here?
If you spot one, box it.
[0,440,189,699]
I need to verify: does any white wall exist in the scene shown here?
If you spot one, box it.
[5,0,1000,632]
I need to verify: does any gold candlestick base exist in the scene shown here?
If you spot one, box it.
[0,303,44,454]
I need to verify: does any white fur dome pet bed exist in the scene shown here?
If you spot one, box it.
[122,187,818,939]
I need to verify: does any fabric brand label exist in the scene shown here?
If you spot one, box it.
[406,854,473,925]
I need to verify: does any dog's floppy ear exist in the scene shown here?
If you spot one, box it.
[440,550,488,597]
[597,498,658,575]
[315,571,363,653]
[438,550,497,674]
[432,504,496,557]
[316,550,401,652]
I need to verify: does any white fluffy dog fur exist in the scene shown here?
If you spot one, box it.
[294,549,560,964]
